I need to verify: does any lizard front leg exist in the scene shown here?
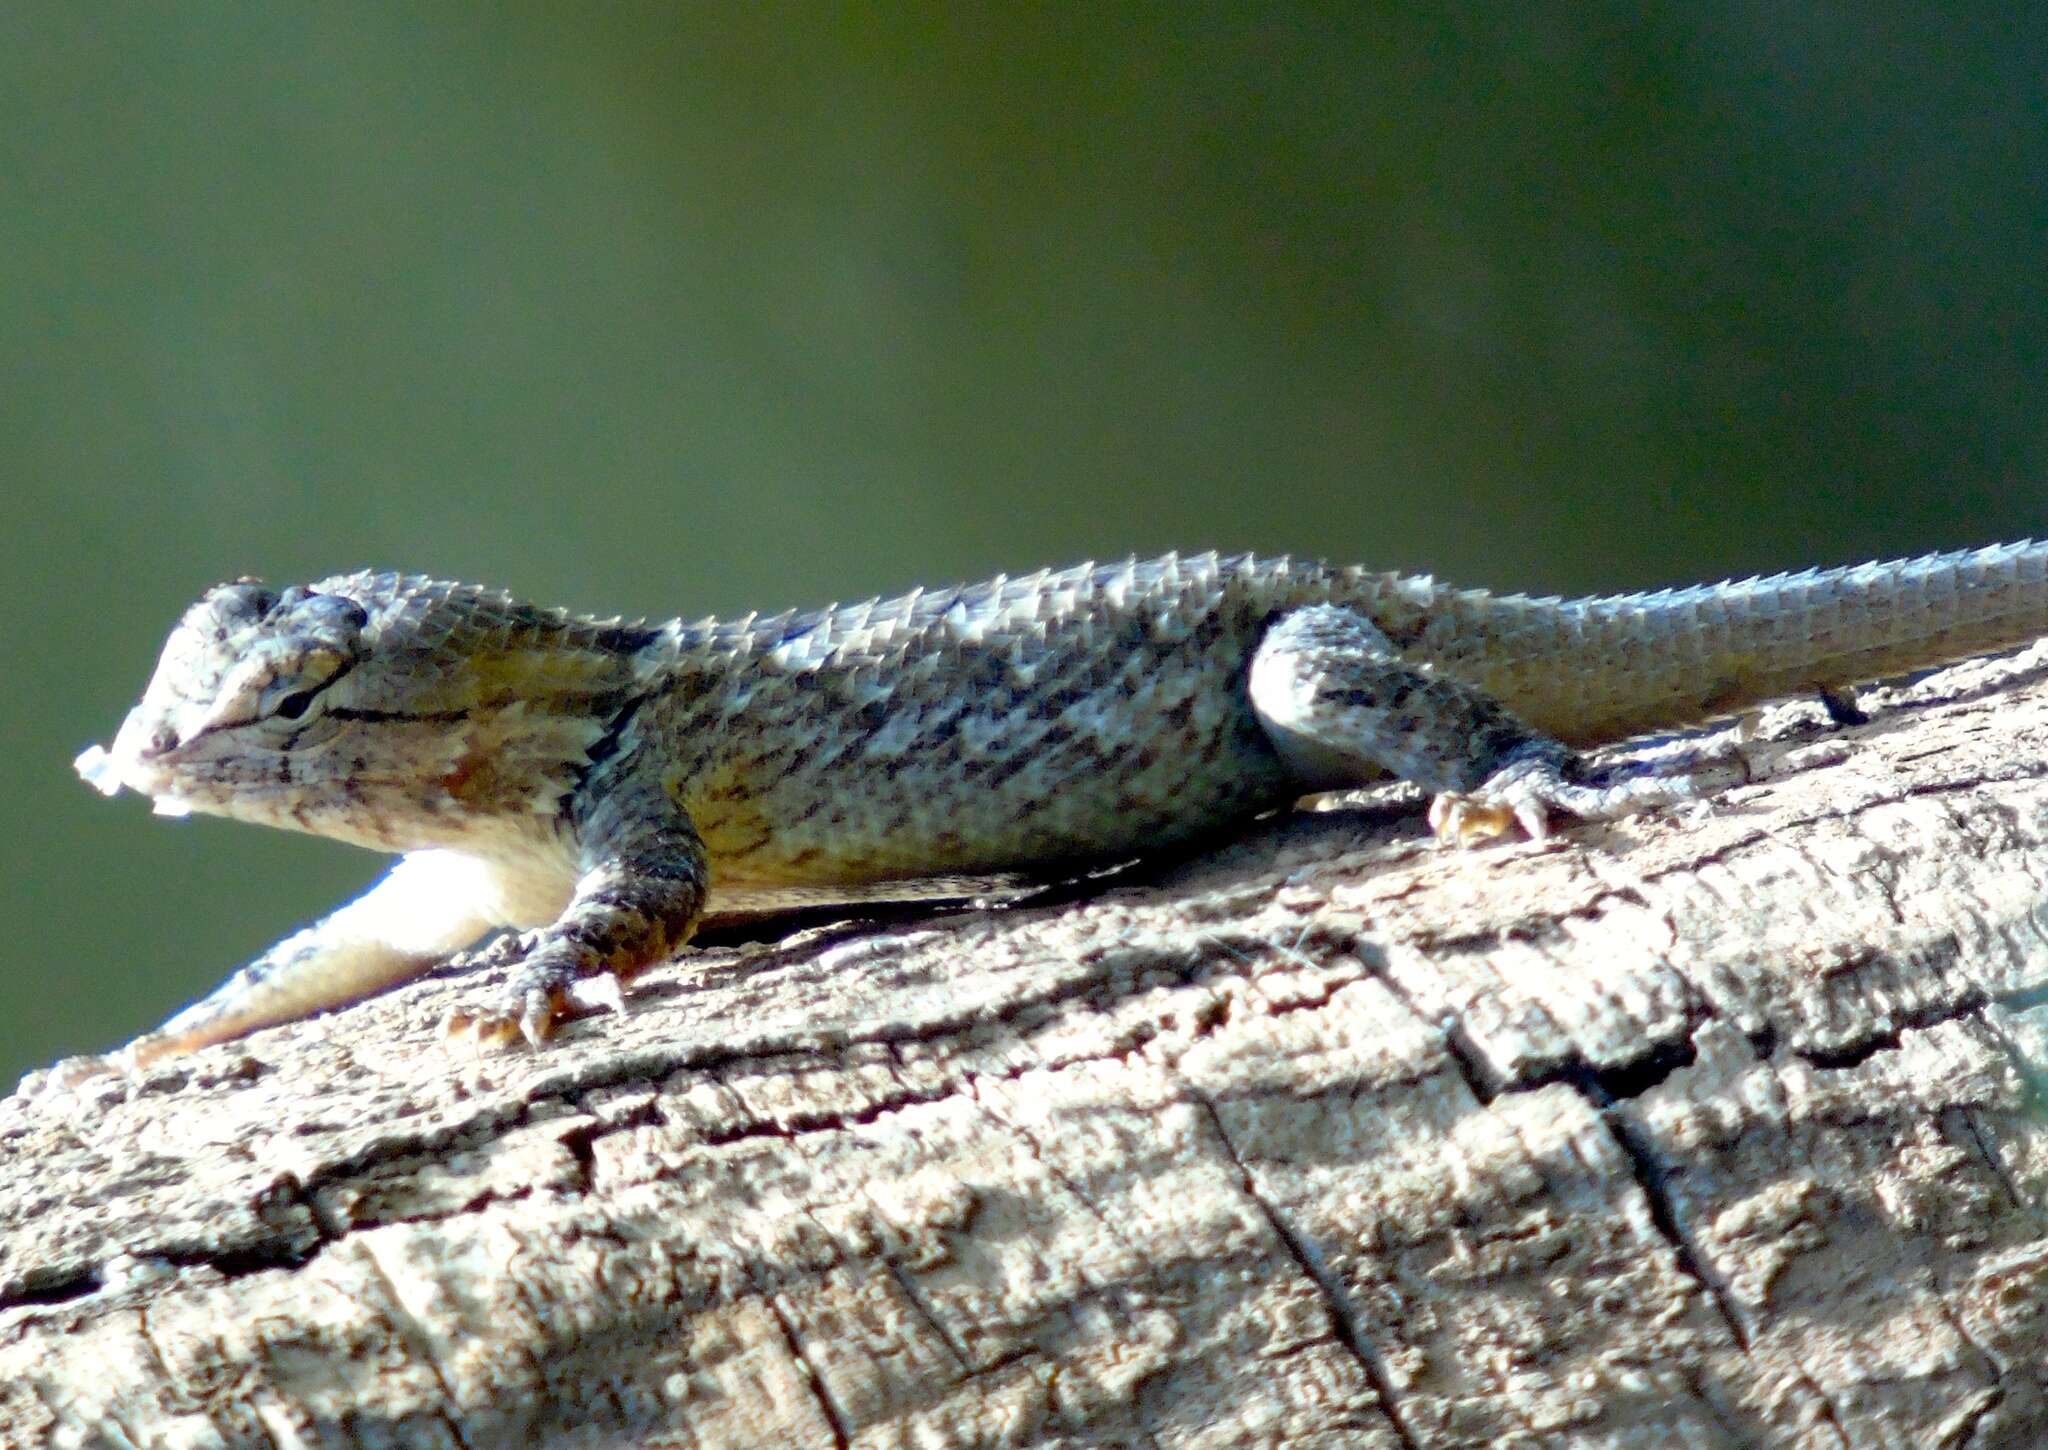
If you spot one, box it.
[445,769,708,1049]
[121,849,525,1067]
[1249,604,1701,842]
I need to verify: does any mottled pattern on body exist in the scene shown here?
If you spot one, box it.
[651,554,1341,884]
[67,541,2048,1062]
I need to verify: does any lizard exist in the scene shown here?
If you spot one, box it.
[64,542,2048,1068]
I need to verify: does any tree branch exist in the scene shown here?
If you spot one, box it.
[7,647,2048,1447]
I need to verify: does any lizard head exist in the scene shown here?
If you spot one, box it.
[76,574,647,850]
[78,580,374,823]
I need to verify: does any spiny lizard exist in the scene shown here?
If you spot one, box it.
[67,544,2048,1066]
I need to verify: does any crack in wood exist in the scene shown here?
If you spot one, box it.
[1600,1108,1751,1353]
[764,1293,852,1450]
[356,1239,481,1450]
[1192,1095,1423,1450]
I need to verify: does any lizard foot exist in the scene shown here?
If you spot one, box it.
[441,942,632,1050]
[442,988,569,1050]
[1428,743,1710,845]
[16,1050,135,1103]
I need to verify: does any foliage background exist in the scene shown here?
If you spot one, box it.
[5,5,2045,1082]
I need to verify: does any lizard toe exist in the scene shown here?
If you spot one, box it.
[1445,743,1711,845]
[1426,792,1520,845]
[441,1005,522,1049]
[517,989,558,1050]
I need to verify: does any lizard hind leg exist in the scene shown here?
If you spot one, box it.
[1247,603,1699,844]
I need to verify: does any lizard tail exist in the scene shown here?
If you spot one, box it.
[1461,539,2048,745]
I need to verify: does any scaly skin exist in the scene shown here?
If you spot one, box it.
[66,543,2048,1063]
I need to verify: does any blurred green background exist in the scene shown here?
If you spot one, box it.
[5,5,2046,1083]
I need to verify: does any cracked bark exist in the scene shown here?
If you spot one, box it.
[8,649,2048,1448]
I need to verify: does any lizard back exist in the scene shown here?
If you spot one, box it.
[644,552,1348,885]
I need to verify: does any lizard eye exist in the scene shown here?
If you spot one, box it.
[257,647,352,724]
[272,688,320,721]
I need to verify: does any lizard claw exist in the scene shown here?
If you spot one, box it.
[441,973,587,1052]
[519,988,565,1049]
[437,930,595,1050]
[438,991,564,1051]
[1513,799,1552,841]
[1426,792,1520,845]
[441,1005,524,1049]
[1425,791,1557,844]
[1431,743,1706,846]
[569,972,628,1017]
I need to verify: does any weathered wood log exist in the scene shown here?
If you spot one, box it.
[6,647,2048,1449]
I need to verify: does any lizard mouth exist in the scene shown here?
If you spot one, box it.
[75,700,206,819]
[73,742,124,796]
[76,741,197,816]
